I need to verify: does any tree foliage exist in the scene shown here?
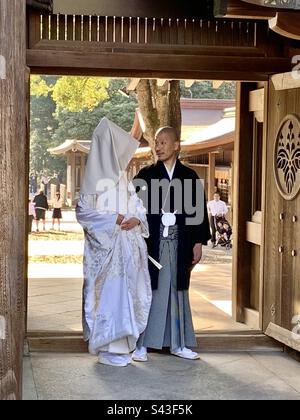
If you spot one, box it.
[30,77,137,178]
[30,92,65,178]
[30,76,236,180]
[181,81,236,99]
[52,77,109,112]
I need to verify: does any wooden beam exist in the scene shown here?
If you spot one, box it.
[185,80,195,88]
[29,66,272,81]
[269,12,300,40]
[244,308,260,330]
[28,40,268,57]
[249,88,264,112]
[157,79,168,87]
[213,80,223,89]
[208,153,216,201]
[249,88,264,122]
[26,50,292,78]
[215,0,276,19]
[266,322,300,352]
[127,78,140,91]
[53,0,214,19]
[27,332,283,352]
[246,221,262,245]
[271,71,300,90]
[0,0,27,401]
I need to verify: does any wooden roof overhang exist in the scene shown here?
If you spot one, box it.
[217,1,300,39]
[48,139,90,155]
[26,1,299,79]
[181,132,235,159]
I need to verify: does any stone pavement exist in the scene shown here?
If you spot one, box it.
[23,351,300,400]
[29,240,84,256]
[24,228,300,401]
[27,262,246,332]
[27,237,244,332]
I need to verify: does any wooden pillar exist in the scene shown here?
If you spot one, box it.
[71,152,76,205]
[232,82,256,322]
[66,153,72,206]
[81,153,86,187]
[0,0,27,400]
[208,152,216,201]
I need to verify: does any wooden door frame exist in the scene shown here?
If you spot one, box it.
[25,69,266,334]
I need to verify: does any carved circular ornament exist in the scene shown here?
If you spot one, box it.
[274,114,300,201]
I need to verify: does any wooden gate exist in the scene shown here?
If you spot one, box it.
[263,74,300,351]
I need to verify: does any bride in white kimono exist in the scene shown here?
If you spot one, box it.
[76,118,152,367]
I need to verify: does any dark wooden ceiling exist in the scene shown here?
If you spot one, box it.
[26,0,300,18]
[38,0,215,19]
[26,0,52,11]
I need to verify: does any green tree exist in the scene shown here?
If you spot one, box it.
[30,92,65,178]
[30,77,137,179]
[52,77,109,112]
[181,81,236,99]
[52,78,137,142]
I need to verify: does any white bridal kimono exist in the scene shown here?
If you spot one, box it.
[76,118,152,355]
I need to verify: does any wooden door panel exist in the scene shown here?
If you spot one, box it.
[263,81,300,350]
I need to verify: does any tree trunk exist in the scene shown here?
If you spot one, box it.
[136,79,182,159]
[135,79,159,154]
[168,80,182,140]
[0,0,27,400]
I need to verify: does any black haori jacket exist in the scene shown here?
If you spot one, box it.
[134,159,211,291]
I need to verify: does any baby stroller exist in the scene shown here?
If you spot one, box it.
[214,215,232,250]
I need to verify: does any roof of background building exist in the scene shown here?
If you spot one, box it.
[49,100,236,157]
[48,139,91,155]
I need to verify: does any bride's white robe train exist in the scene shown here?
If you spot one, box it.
[76,181,152,355]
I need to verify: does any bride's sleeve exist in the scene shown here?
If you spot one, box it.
[76,194,118,244]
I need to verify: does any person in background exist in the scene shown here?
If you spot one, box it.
[52,192,63,231]
[28,199,36,234]
[33,190,49,232]
[207,192,228,248]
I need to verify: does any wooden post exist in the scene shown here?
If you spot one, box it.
[232,82,256,323]
[0,0,27,400]
[71,152,76,205]
[66,154,72,207]
[208,152,216,201]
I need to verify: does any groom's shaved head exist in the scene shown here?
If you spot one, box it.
[155,126,180,162]
[155,126,178,143]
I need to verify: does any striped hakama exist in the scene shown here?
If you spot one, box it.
[138,224,197,351]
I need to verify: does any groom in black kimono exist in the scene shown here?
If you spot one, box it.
[132,126,211,361]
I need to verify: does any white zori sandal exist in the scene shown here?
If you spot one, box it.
[132,347,148,362]
[171,347,200,360]
[98,352,132,367]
